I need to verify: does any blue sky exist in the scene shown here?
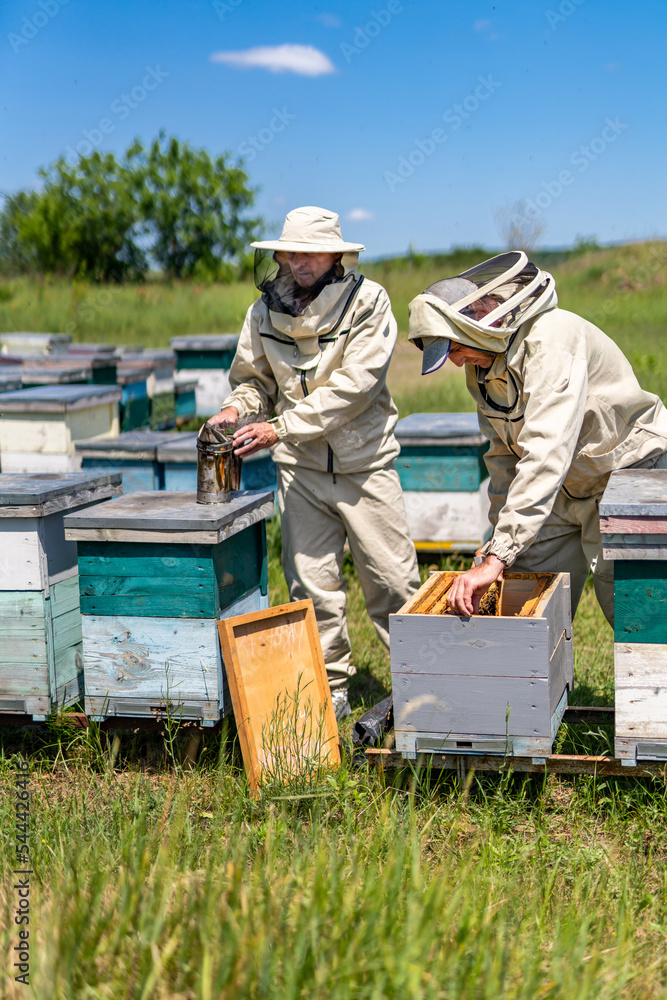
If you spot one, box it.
[1,0,663,257]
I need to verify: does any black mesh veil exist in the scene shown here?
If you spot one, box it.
[254,249,345,317]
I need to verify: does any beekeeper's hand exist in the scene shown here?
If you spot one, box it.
[201,407,239,436]
[447,555,505,617]
[232,421,278,457]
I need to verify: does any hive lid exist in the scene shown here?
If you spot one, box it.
[395,412,485,446]
[75,430,183,459]
[0,384,122,411]
[170,333,240,352]
[156,433,198,462]
[599,469,667,516]
[63,489,274,542]
[0,472,122,516]
[0,332,72,354]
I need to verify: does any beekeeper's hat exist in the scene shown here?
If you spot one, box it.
[251,206,365,253]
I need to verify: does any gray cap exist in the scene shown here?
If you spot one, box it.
[419,277,477,375]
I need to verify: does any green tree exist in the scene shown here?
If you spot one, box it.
[0,134,259,281]
[129,133,260,280]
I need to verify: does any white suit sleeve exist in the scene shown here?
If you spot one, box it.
[221,306,279,419]
[488,347,589,566]
[275,287,397,442]
[477,411,518,529]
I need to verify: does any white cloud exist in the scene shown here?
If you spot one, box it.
[473,18,492,31]
[210,44,336,77]
[317,13,341,28]
[346,208,374,222]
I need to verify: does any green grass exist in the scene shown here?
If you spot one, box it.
[1,243,667,997]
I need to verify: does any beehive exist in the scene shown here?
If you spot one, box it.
[116,364,152,431]
[0,384,121,473]
[390,570,573,758]
[63,489,274,725]
[174,378,197,425]
[170,334,239,417]
[600,468,667,764]
[76,430,185,493]
[395,413,491,553]
[0,472,122,719]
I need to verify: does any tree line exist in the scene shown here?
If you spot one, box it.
[0,133,260,282]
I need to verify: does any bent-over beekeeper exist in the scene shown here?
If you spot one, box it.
[408,250,667,621]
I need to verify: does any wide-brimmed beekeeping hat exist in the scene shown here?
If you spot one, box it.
[251,206,366,253]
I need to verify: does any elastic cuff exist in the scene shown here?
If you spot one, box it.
[488,538,516,567]
[268,415,288,440]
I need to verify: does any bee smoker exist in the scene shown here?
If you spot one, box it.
[196,421,243,503]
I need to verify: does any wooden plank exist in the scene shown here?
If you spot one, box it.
[80,593,219,618]
[0,522,47,591]
[0,384,121,413]
[548,631,573,715]
[80,459,159,494]
[390,612,549,677]
[600,469,667,517]
[217,600,340,790]
[365,749,667,778]
[396,448,487,492]
[600,515,667,534]
[394,412,484,440]
[604,541,667,561]
[162,465,197,491]
[614,561,667,643]
[402,483,490,547]
[393,673,552,737]
[615,642,667,738]
[49,575,80,616]
[0,590,46,618]
[52,608,82,654]
[81,615,223,706]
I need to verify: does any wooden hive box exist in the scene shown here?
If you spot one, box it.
[390,570,573,759]
[0,472,122,719]
[170,334,239,417]
[600,469,667,764]
[395,413,491,554]
[0,385,121,473]
[116,364,152,432]
[174,378,198,425]
[118,351,177,430]
[75,430,185,493]
[157,434,277,497]
[0,332,72,355]
[63,489,274,725]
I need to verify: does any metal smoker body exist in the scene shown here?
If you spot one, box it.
[196,422,242,503]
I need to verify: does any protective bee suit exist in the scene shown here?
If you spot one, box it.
[221,207,420,699]
[409,251,667,623]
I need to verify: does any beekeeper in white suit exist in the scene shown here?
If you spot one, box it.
[208,206,420,718]
[408,250,667,622]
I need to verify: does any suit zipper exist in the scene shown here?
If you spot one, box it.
[300,344,336,483]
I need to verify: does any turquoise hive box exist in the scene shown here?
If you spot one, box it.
[63,489,273,725]
[395,412,491,553]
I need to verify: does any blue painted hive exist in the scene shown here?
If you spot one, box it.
[63,489,274,725]
[395,412,491,553]
[0,472,122,720]
[76,430,187,493]
[170,334,240,417]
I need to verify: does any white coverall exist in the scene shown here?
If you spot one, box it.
[409,256,667,624]
[222,270,421,688]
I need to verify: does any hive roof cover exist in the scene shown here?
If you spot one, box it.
[75,430,183,457]
[395,412,483,441]
[600,469,667,516]
[0,472,122,514]
[0,383,121,411]
[63,488,273,533]
[170,333,239,351]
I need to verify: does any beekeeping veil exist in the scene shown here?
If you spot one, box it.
[409,251,558,374]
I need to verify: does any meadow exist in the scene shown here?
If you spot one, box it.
[1,242,667,998]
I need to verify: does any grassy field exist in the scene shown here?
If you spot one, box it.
[1,243,667,997]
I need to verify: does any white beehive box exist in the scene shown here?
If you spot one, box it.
[390,571,573,758]
[0,384,121,473]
